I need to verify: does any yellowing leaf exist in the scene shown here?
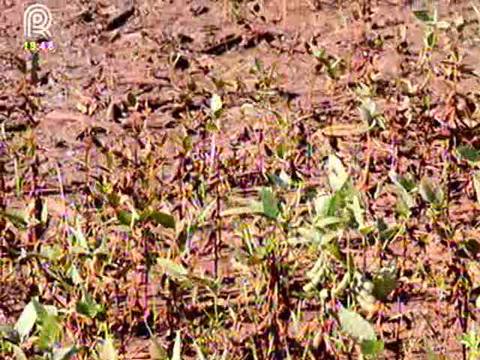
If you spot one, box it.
[321,123,369,137]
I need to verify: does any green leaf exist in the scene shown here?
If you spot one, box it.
[0,209,29,229]
[76,294,104,319]
[142,210,176,229]
[261,187,279,220]
[349,195,365,228]
[389,171,416,192]
[314,216,345,229]
[372,266,397,301]
[338,307,377,342]
[456,145,480,163]
[68,264,82,285]
[413,10,434,23]
[327,154,349,191]
[97,337,118,360]
[419,177,443,206]
[172,331,182,360]
[157,258,189,278]
[361,339,384,358]
[117,210,140,227]
[14,300,37,342]
[210,94,223,117]
[69,225,88,251]
[38,313,61,350]
[314,194,335,217]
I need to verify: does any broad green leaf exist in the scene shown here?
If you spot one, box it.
[456,145,480,164]
[338,307,376,342]
[361,339,384,357]
[38,313,61,350]
[97,337,118,360]
[210,94,223,117]
[69,225,88,251]
[373,266,397,301]
[261,187,279,220]
[68,264,82,285]
[76,294,104,319]
[314,194,334,217]
[327,154,348,191]
[413,10,434,23]
[1,209,29,229]
[117,210,140,227]
[53,346,78,360]
[172,331,182,360]
[14,301,37,342]
[349,195,365,228]
[142,210,176,229]
[419,177,443,206]
[389,171,416,192]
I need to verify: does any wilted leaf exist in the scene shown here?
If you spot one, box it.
[97,337,118,360]
[0,324,20,344]
[172,331,182,360]
[220,204,263,217]
[327,154,349,191]
[338,307,376,342]
[149,337,168,360]
[12,345,28,360]
[473,172,480,205]
[359,98,377,123]
[321,123,369,137]
[193,339,207,360]
[52,346,78,360]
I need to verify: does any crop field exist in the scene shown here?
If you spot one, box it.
[2,0,480,359]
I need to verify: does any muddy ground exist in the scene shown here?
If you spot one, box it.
[2,0,480,359]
